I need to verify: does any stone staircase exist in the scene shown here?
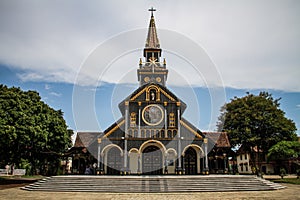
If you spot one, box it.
[21,175,285,193]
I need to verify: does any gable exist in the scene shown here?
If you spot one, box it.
[118,83,187,115]
[180,118,203,139]
[130,84,176,102]
[203,132,231,148]
[101,118,125,139]
[74,132,100,148]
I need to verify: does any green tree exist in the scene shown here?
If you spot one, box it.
[0,84,72,175]
[268,141,300,160]
[217,92,297,172]
[268,141,300,174]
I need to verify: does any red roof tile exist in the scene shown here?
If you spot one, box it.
[74,132,100,148]
[203,132,231,147]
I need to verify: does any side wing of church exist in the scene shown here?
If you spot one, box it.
[69,9,230,175]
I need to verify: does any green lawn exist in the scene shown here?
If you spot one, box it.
[272,178,300,185]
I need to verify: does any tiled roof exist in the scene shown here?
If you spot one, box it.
[181,118,230,147]
[73,132,101,148]
[203,132,231,148]
[145,15,160,48]
[236,145,263,154]
[72,131,231,148]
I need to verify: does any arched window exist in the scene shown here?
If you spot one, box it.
[134,130,138,137]
[168,130,172,138]
[146,86,160,101]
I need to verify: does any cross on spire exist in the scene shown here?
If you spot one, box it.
[148,7,156,17]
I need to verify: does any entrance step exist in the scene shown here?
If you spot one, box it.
[21,175,285,193]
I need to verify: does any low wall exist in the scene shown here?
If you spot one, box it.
[0,168,26,176]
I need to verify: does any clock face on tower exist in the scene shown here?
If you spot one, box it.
[142,104,164,126]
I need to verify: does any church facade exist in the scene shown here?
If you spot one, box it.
[69,10,230,175]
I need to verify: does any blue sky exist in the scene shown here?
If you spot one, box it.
[0,0,299,135]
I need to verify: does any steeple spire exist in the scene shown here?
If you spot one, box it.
[138,8,168,87]
[145,7,160,49]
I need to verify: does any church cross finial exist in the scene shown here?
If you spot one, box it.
[148,7,156,17]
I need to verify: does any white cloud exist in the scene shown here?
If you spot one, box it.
[0,0,300,91]
[17,69,78,85]
[45,84,51,90]
[49,92,61,97]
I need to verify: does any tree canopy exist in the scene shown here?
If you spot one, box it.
[268,141,300,160]
[217,92,297,153]
[0,84,72,175]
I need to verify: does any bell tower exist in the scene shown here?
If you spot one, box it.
[137,7,168,86]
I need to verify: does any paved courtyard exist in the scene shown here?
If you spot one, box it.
[0,183,299,200]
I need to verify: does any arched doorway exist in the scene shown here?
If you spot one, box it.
[184,147,197,175]
[142,146,163,175]
[129,148,139,174]
[106,147,122,175]
[166,149,177,174]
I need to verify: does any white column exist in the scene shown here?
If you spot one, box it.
[124,101,129,174]
[164,104,168,138]
[204,138,209,174]
[97,138,101,174]
[137,155,141,174]
[138,106,141,138]
[139,75,142,86]
[177,104,182,171]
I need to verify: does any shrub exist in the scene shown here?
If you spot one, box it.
[296,169,300,179]
[280,168,286,179]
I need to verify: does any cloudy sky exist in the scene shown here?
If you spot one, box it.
[0,0,299,135]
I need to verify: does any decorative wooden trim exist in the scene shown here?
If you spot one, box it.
[102,120,125,138]
[160,89,176,101]
[130,87,147,101]
[101,144,124,157]
[130,85,175,102]
[138,72,168,74]
[138,139,167,154]
[146,85,160,101]
[180,120,202,139]
[129,148,139,155]
[142,104,164,126]
[181,144,204,156]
